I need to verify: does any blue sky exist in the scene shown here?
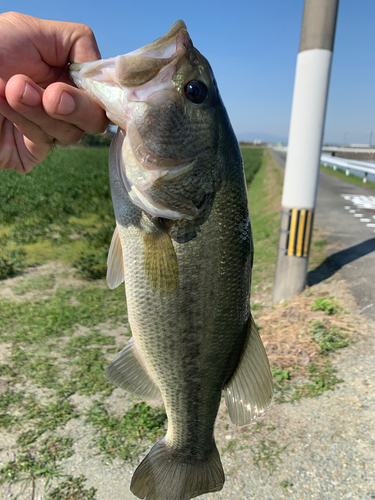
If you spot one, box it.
[3,0,375,144]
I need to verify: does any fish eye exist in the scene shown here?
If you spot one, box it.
[184,80,208,104]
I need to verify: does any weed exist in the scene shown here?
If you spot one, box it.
[13,273,55,295]
[85,401,167,462]
[251,438,287,471]
[271,367,292,404]
[311,297,344,315]
[60,331,116,396]
[313,239,329,248]
[252,422,263,433]
[63,332,115,356]
[0,450,60,485]
[292,362,343,400]
[271,367,290,385]
[39,436,74,462]
[0,436,73,496]
[0,285,125,345]
[73,252,107,280]
[251,302,264,311]
[0,389,25,411]
[47,475,97,500]
[0,389,25,429]
[280,480,293,488]
[310,321,351,353]
[221,438,238,455]
[0,249,26,279]
[66,348,112,396]
[16,398,78,447]
[248,151,282,287]
[8,347,60,389]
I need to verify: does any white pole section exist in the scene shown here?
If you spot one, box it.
[273,0,339,303]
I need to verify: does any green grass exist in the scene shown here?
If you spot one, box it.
[13,273,55,295]
[311,296,345,315]
[0,436,74,492]
[246,151,282,288]
[292,362,344,400]
[321,164,375,190]
[0,147,113,276]
[241,147,264,185]
[310,321,351,353]
[47,475,97,500]
[251,438,287,471]
[280,480,293,489]
[0,285,125,345]
[271,359,344,403]
[16,398,78,447]
[85,401,167,462]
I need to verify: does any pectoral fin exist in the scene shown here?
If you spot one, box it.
[224,315,273,425]
[106,337,161,400]
[106,226,124,290]
[142,224,178,293]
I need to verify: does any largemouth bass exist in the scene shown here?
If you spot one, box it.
[70,21,273,500]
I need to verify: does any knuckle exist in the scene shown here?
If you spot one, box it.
[56,124,83,145]
[76,23,95,40]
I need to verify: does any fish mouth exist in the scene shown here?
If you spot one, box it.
[69,20,192,106]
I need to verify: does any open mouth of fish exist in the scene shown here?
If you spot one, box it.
[70,23,193,167]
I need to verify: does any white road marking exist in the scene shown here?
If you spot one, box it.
[341,194,375,209]
[341,194,375,232]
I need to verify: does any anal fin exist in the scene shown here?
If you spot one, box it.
[106,338,161,400]
[224,314,273,425]
[106,225,124,290]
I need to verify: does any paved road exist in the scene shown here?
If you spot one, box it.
[271,150,375,320]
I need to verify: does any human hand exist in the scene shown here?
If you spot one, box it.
[0,11,109,173]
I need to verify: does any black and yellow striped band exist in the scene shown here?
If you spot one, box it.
[279,208,314,258]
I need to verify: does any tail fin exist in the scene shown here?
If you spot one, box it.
[130,439,224,500]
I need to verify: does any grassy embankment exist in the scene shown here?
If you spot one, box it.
[320,163,375,190]
[0,146,354,497]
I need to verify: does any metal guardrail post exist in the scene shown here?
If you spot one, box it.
[273,0,339,303]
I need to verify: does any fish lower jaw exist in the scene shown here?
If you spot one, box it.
[128,184,194,220]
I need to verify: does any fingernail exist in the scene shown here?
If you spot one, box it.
[56,91,75,115]
[20,82,41,106]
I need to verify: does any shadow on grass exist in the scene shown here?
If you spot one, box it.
[308,238,375,286]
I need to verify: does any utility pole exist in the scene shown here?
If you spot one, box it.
[273,0,339,303]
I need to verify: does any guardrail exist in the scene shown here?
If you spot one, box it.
[272,147,375,183]
[320,154,375,183]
